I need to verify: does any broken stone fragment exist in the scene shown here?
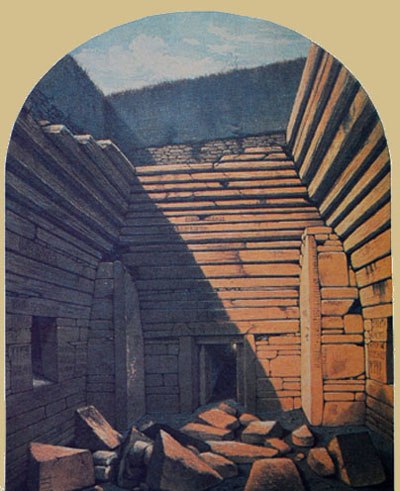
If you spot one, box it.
[206,441,278,463]
[28,442,95,491]
[199,452,238,479]
[75,406,122,452]
[197,408,240,431]
[241,421,283,445]
[216,401,238,416]
[263,438,292,456]
[140,421,211,452]
[181,422,234,441]
[328,432,386,487]
[239,413,260,427]
[306,447,335,477]
[92,450,119,467]
[244,457,305,491]
[291,424,314,447]
[293,452,306,462]
[146,430,222,491]
[117,427,152,489]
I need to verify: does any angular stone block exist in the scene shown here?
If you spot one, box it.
[323,401,365,426]
[244,457,305,491]
[307,447,335,476]
[328,432,386,487]
[269,355,300,377]
[322,344,364,379]
[140,421,210,453]
[216,400,238,416]
[146,430,222,491]
[180,422,234,442]
[344,314,363,334]
[241,421,283,444]
[117,426,152,488]
[75,406,122,451]
[197,408,239,431]
[28,442,95,491]
[239,413,260,427]
[206,441,278,463]
[93,450,119,466]
[264,438,292,456]
[318,252,349,287]
[291,425,314,447]
[199,452,238,479]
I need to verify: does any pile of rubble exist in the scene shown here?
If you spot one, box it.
[27,401,387,490]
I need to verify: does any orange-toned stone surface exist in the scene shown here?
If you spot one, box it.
[307,447,335,476]
[241,421,283,444]
[244,458,305,491]
[264,438,292,456]
[328,432,386,487]
[318,252,349,287]
[199,452,238,479]
[322,402,365,426]
[197,408,240,431]
[322,344,364,379]
[146,430,222,491]
[181,422,234,441]
[75,406,122,451]
[291,425,314,447]
[28,443,95,491]
[344,314,363,334]
[206,441,278,463]
[269,355,300,377]
[239,413,260,427]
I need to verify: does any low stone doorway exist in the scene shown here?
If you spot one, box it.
[198,339,244,405]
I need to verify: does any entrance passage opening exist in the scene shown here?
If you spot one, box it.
[199,343,237,404]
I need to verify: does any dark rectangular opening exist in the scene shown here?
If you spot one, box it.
[199,343,237,404]
[31,316,58,384]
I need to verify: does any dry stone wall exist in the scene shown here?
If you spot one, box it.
[130,133,286,166]
[5,109,136,489]
[287,44,392,438]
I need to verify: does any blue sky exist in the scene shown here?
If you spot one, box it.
[72,12,310,95]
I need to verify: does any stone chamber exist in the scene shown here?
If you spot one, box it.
[5,44,393,490]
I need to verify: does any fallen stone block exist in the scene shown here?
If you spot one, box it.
[244,457,305,491]
[181,422,234,441]
[75,406,122,451]
[241,421,283,444]
[146,430,222,491]
[199,452,238,479]
[328,432,386,487]
[264,438,292,456]
[197,408,240,431]
[117,427,153,489]
[291,424,314,447]
[239,413,260,427]
[140,421,211,452]
[206,441,278,463]
[307,447,335,477]
[216,401,238,416]
[93,450,119,467]
[293,452,306,462]
[28,442,95,491]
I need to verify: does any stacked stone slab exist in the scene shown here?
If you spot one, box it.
[287,43,392,438]
[5,111,137,490]
[299,229,366,426]
[120,144,326,415]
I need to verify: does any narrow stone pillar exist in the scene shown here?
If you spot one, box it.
[243,334,257,413]
[300,234,323,425]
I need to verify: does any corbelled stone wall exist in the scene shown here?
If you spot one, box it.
[5,110,138,489]
[287,43,392,438]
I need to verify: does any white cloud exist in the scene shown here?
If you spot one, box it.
[74,34,228,94]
